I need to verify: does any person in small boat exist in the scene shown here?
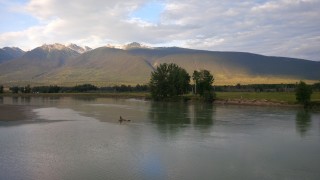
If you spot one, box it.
[119,116,131,123]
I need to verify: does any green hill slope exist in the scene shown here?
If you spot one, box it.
[42,47,153,86]
[137,48,320,84]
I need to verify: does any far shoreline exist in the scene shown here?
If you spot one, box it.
[1,92,319,109]
[0,92,150,99]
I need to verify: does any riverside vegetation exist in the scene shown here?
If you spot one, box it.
[1,85,319,107]
[149,63,215,102]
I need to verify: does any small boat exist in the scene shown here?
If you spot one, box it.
[119,116,131,123]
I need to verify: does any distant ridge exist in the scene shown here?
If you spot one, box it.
[0,43,319,86]
[0,44,79,84]
[0,47,25,64]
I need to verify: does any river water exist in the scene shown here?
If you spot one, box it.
[0,96,319,180]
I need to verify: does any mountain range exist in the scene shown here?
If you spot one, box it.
[0,42,319,86]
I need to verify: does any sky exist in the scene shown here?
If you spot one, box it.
[0,0,319,61]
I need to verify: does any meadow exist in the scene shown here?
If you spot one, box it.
[215,92,320,104]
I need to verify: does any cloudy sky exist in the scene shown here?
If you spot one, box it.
[0,0,319,61]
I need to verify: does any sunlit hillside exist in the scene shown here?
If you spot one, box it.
[0,44,319,86]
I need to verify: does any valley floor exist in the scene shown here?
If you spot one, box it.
[214,92,320,110]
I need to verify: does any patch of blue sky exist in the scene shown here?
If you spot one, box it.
[0,0,38,33]
[130,1,165,24]
[254,0,269,4]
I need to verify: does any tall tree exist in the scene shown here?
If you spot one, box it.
[149,63,190,100]
[295,81,312,107]
[24,85,31,93]
[192,70,215,102]
[192,70,214,96]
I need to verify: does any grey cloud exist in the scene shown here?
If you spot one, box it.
[0,0,319,61]
[162,0,320,60]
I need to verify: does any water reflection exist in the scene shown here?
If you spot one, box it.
[6,97,32,105]
[40,97,61,106]
[72,96,97,102]
[192,103,214,127]
[295,110,311,137]
[33,107,96,121]
[48,97,61,100]
[149,102,190,136]
[12,96,19,104]
[21,97,31,105]
[149,102,216,135]
[149,102,190,125]
[0,97,3,104]
[1,97,320,179]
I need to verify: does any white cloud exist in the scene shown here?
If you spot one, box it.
[0,0,319,61]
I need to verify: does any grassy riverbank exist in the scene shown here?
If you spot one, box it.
[212,92,320,109]
[216,92,320,104]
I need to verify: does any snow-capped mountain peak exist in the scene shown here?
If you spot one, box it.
[67,43,92,53]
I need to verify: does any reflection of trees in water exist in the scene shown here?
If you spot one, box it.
[40,97,61,106]
[0,97,3,104]
[48,97,60,100]
[12,97,19,104]
[296,110,311,137]
[192,103,214,128]
[71,96,97,102]
[149,101,190,136]
[149,102,190,125]
[149,102,215,135]
[21,97,31,104]
[11,97,31,105]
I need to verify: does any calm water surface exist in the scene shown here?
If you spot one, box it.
[0,96,319,180]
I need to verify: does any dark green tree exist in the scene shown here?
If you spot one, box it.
[192,70,215,102]
[149,63,190,100]
[313,81,320,91]
[72,84,98,92]
[192,70,214,95]
[0,85,3,93]
[10,86,20,93]
[24,85,31,93]
[19,87,25,93]
[295,81,312,107]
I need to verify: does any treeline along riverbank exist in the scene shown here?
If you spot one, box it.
[1,82,319,108]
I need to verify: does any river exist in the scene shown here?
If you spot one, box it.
[0,96,319,180]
